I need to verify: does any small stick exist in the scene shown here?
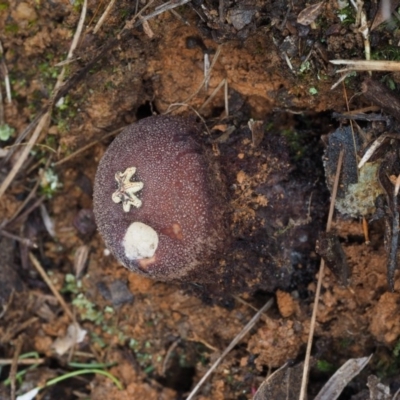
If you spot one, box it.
[169,46,222,112]
[29,252,75,322]
[186,298,274,400]
[358,8,371,64]
[170,8,190,25]
[138,0,191,24]
[6,195,45,229]
[0,112,50,199]
[337,106,381,115]
[0,230,37,248]
[224,79,229,117]
[0,0,87,200]
[330,59,400,72]
[163,103,210,136]
[198,78,226,112]
[0,358,45,365]
[93,0,117,34]
[162,338,181,376]
[362,216,370,244]
[299,150,344,400]
[204,53,211,91]
[0,40,12,103]
[332,111,389,122]
[5,157,50,227]
[395,175,400,196]
[53,0,87,95]
[187,333,219,352]
[330,71,353,90]
[53,127,123,167]
[357,133,390,169]
[9,336,23,400]
[388,183,399,290]
[0,114,42,166]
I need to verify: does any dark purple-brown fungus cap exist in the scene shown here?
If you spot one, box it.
[93,115,226,282]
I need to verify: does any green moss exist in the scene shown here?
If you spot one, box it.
[381,75,396,90]
[5,23,19,34]
[393,340,400,357]
[128,339,154,373]
[336,6,355,26]
[281,128,306,160]
[72,0,84,12]
[38,61,59,80]
[371,45,400,61]
[316,359,335,373]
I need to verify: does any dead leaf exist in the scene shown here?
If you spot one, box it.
[297,2,324,26]
[253,362,303,400]
[52,323,87,355]
[371,0,400,31]
[314,355,372,400]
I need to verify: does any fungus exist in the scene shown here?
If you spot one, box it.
[93,115,227,282]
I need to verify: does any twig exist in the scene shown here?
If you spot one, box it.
[163,103,211,135]
[162,338,181,376]
[0,74,3,126]
[166,46,222,114]
[5,157,50,226]
[122,0,156,30]
[4,317,38,343]
[0,40,12,103]
[330,71,353,91]
[332,111,389,123]
[53,0,87,94]
[199,78,226,112]
[299,150,344,400]
[138,0,191,24]
[169,8,190,25]
[0,112,50,198]
[0,230,37,248]
[186,298,274,400]
[9,336,23,400]
[94,0,117,34]
[233,295,260,313]
[0,114,42,166]
[29,252,75,322]
[53,127,123,167]
[0,0,87,200]
[187,333,219,352]
[6,195,46,229]
[0,358,45,365]
[357,133,393,169]
[224,79,229,117]
[388,181,399,290]
[330,59,400,72]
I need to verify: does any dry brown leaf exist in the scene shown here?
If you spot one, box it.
[297,2,324,26]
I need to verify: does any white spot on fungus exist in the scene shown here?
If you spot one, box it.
[123,221,159,260]
[112,167,144,212]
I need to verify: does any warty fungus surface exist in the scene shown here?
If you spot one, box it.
[93,115,227,282]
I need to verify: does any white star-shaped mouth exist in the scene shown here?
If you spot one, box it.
[112,167,144,212]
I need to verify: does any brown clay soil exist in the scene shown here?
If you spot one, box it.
[1,1,400,399]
